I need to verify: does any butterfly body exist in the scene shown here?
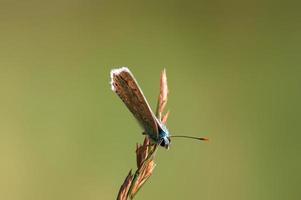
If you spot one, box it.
[110,67,171,149]
[146,118,170,147]
[157,123,170,148]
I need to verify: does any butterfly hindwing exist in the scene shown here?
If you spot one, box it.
[110,67,159,140]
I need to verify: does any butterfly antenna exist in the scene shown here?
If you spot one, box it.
[169,135,209,141]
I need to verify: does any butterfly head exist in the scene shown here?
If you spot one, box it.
[160,136,171,149]
[158,123,171,149]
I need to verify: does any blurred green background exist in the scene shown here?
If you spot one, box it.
[0,0,300,199]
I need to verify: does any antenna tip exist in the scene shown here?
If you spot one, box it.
[200,137,209,141]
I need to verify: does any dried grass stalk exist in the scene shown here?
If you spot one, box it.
[117,171,133,200]
[116,69,169,200]
[156,68,169,119]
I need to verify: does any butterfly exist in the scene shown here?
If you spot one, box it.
[110,67,208,149]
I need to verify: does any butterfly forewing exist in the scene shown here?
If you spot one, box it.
[110,67,159,139]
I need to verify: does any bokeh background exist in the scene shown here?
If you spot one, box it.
[0,0,300,199]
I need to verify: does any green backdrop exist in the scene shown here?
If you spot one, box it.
[0,0,300,199]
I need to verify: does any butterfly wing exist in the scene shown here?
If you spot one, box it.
[110,67,159,140]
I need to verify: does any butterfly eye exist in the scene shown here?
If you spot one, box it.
[160,139,166,147]
[159,138,170,148]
